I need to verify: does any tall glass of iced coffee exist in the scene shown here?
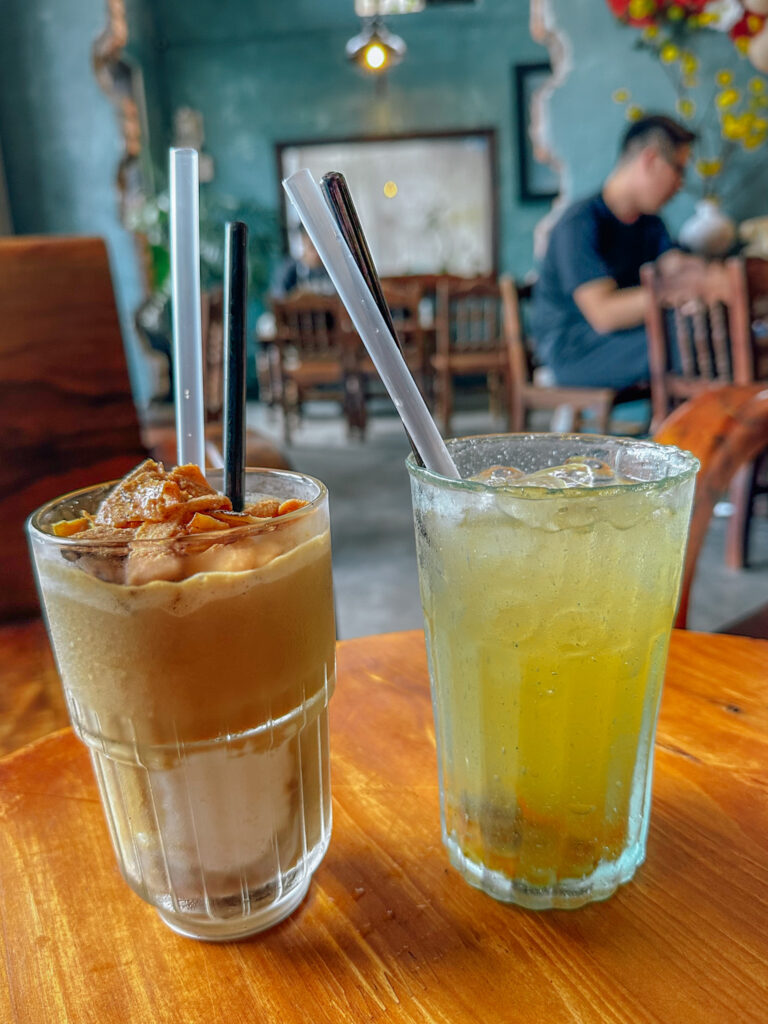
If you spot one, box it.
[27,460,336,940]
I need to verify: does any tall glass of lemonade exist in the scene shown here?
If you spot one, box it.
[407,434,697,909]
[28,461,336,940]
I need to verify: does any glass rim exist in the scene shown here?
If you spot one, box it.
[406,432,700,497]
[27,466,329,549]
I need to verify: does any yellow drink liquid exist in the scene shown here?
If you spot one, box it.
[409,437,697,909]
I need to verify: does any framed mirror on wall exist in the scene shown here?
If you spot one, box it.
[513,61,559,203]
[277,130,498,277]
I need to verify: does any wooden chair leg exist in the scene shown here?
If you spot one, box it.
[725,460,757,569]
[504,372,521,432]
[593,400,612,435]
[488,371,501,421]
[268,346,283,408]
[419,350,435,411]
[509,398,525,433]
[343,372,367,439]
[282,379,298,446]
[437,370,453,436]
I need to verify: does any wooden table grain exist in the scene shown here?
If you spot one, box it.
[1,624,767,1024]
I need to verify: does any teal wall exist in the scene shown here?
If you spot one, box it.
[0,0,150,404]
[141,0,551,277]
[1,0,765,407]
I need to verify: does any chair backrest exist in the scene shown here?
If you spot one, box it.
[380,278,423,324]
[379,278,425,360]
[741,257,768,381]
[271,292,345,360]
[380,273,494,301]
[435,277,505,357]
[641,256,758,429]
[499,275,534,428]
[0,235,148,621]
[653,383,768,628]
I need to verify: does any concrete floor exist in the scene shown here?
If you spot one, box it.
[247,399,768,641]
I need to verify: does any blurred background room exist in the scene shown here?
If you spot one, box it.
[2,0,768,643]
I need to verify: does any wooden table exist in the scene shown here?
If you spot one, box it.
[1,625,767,1024]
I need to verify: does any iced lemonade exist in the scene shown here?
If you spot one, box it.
[28,461,336,939]
[408,435,697,909]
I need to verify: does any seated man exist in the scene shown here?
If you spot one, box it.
[531,114,696,389]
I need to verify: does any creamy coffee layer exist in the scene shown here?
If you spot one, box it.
[32,459,336,746]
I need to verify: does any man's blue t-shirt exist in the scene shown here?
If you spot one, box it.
[531,193,672,379]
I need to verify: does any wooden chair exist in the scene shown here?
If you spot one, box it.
[0,236,149,620]
[343,278,431,411]
[641,257,759,429]
[499,275,650,434]
[432,277,511,436]
[727,258,768,568]
[380,278,430,394]
[0,235,288,620]
[653,383,768,633]
[271,291,361,442]
[642,255,768,567]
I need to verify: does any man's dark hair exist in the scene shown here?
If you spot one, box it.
[619,114,697,162]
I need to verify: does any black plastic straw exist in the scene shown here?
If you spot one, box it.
[320,171,424,467]
[223,220,248,510]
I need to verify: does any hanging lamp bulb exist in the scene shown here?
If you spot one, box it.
[346,16,407,73]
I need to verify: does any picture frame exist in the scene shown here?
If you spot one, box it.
[513,61,559,203]
[276,129,498,277]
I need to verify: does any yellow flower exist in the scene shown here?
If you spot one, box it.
[753,116,768,133]
[612,88,630,103]
[660,43,680,64]
[716,70,734,87]
[748,78,767,96]
[627,105,644,122]
[629,0,656,18]
[716,88,741,109]
[695,158,723,178]
[743,132,766,150]
[747,15,764,34]
[697,12,719,26]
[667,4,685,21]
[681,53,698,75]
[722,113,747,139]
[687,14,699,29]
[676,98,696,118]
[735,36,750,54]
[643,25,659,40]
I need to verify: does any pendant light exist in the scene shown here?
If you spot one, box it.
[346,16,407,73]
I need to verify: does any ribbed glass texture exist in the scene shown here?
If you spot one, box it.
[408,434,697,909]
[74,682,332,940]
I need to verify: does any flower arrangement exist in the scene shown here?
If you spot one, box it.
[608,0,768,200]
[606,1,768,69]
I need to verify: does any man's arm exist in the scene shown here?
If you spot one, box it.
[572,277,647,335]
[572,245,706,335]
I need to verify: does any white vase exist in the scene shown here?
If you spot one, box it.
[678,198,737,257]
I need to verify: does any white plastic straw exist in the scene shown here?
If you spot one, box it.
[170,147,205,469]
[283,169,460,479]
